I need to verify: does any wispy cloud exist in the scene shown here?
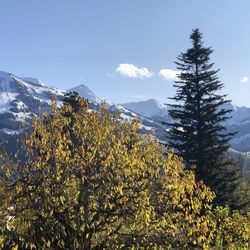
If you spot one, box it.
[159,69,180,80]
[116,63,152,79]
[106,72,115,78]
[241,76,249,83]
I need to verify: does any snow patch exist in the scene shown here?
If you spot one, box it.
[2,128,23,135]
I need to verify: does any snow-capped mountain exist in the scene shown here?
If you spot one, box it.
[68,84,102,104]
[0,71,64,153]
[121,99,250,152]
[0,71,166,154]
[0,70,64,123]
[221,103,250,152]
[0,70,250,175]
[122,99,169,118]
[223,103,250,125]
[67,85,167,142]
[2,69,250,155]
[108,104,167,142]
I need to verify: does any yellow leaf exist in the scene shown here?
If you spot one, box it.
[12,245,18,250]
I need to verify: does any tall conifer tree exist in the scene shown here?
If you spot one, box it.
[167,29,240,208]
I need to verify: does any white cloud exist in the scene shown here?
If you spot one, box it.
[241,76,249,83]
[116,63,152,79]
[159,69,180,80]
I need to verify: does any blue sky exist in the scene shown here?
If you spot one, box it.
[1,0,250,106]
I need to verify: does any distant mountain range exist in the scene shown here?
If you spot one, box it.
[122,99,169,118]
[121,98,250,153]
[0,71,166,153]
[1,70,250,174]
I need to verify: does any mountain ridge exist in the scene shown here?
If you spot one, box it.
[121,98,169,118]
[1,70,250,154]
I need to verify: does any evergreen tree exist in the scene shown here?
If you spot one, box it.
[167,29,240,208]
[63,91,82,112]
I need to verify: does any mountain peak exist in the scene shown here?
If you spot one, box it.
[0,70,11,76]
[0,71,12,84]
[67,84,102,104]
[73,84,88,88]
[145,98,158,103]
[20,77,45,87]
[121,98,168,118]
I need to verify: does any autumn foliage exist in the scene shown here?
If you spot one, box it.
[0,99,249,249]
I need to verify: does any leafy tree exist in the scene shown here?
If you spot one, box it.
[0,99,218,249]
[167,29,241,208]
[211,206,250,249]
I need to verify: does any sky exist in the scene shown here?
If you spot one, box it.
[0,0,250,106]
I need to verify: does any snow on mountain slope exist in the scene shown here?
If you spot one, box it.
[20,77,46,87]
[0,71,166,152]
[121,99,169,118]
[120,99,250,152]
[224,103,250,125]
[68,84,102,104]
[108,104,167,142]
[220,103,250,151]
[2,69,250,154]
[0,70,64,137]
[0,71,64,105]
[1,71,250,174]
